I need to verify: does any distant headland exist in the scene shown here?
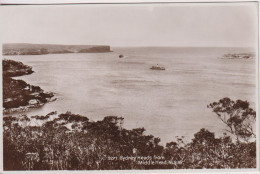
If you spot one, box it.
[2,43,112,55]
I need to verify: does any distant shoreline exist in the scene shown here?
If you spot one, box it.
[3,43,112,55]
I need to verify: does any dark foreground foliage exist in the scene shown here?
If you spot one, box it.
[208,97,256,141]
[4,108,256,170]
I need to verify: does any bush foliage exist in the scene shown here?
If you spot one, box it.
[3,98,256,170]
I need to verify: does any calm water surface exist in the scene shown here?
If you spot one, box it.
[6,47,256,144]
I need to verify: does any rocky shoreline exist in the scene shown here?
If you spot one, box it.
[3,59,55,114]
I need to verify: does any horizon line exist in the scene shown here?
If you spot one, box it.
[2,42,255,49]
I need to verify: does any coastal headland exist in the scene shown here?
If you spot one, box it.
[3,59,55,114]
[3,43,111,55]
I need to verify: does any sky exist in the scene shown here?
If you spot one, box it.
[0,3,258,47]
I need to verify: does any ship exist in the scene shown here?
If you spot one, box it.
[150,65,165,70]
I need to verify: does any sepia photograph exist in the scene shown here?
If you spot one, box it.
[0,2,258,171]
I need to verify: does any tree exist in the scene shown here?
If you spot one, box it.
[207,97,256,141]
[192,128,217,145]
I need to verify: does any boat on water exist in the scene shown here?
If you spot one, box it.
[119,54,124,58]
[222,53,254,59]
[150,65,165,70]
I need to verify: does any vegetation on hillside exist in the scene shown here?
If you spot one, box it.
[3,98,256,170]
[3,59,34,77]
[3,59,54,112]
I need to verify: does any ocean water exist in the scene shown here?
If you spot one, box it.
[5,47,256,144]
